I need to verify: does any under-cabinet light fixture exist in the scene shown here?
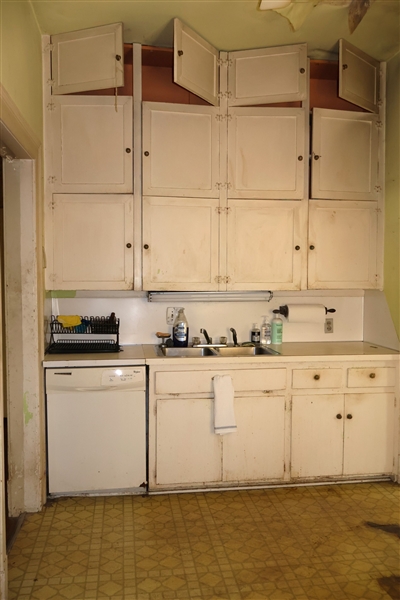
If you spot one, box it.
[147,291,273,303]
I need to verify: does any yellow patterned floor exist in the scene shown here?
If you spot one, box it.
[7,482,400,600]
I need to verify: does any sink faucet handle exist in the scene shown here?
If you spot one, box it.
[230,327,238,346]
[156,331,171,347]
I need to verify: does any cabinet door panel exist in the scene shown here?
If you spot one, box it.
[142,197,219,291]
[339,40,380,114]
[228,108,306,199]
[308,201,377,289]
[227,200,305,290]
[173,18,219,106]
[291,394,344,478]
[228,43,307,106]
[50,96,133,193]
[51,23,124,95]
[51,194,133,290]
[344,393,395,475]
[223,396,285,482]
[143,103,220,197]
[156,398,221,485]
[311,108,379,200]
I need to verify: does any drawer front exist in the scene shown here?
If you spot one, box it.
[292,368,342,389]
[347,367,397,388]
[155,368,287,395]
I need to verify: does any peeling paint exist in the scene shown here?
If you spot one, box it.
[23,392,33,425]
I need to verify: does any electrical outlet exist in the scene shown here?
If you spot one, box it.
[325,318,334,334]
[166,307,176,325]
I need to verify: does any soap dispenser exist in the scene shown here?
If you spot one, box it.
[271,310,283,344]
[172,308,189,347]
[260,316,271,345]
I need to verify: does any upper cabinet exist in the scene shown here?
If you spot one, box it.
[51,23,124,95]
[173,19,307,108]
[339,39,381,114]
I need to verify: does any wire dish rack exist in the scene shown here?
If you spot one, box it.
[46,315,121,354]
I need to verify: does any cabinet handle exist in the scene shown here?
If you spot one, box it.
[115,55,122,61]
[314,155,320,161]
[295,245,300,251]
[342,64,348,70]
[144,151,150,157]
[126,148,131,153]
[314,374,320,380]
[309,245,315,250]
[144,244,149,250]
[178,50,183,56]
[369,372,376,378]
[336,414,342,419]
[346,414,353,419]
[299,68,305,74]
[126,243,132,249]
[298,155,303,161]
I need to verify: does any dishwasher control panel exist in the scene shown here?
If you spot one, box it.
[46,366,146,392]
[101,368,144,387]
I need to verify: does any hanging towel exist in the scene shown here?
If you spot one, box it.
[213,375,237,435]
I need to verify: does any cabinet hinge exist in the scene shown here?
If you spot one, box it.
[154,405,157,416]
[49,273,57,283]
[374,185,382,193]
[224,276,231,284]
[48,176,57,185]
[215,114,224,122]
[215,276,223,283]
[218,91,232,100]
[43,42,54,53]
[217,58,233,67]
[375,121,383,129]
[215,183,223,191]
[47,78,55,87]
[47,102,56,112]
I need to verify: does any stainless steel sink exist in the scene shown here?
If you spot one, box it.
[156,345,280,357]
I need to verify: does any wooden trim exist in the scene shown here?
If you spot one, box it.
[0,83,41,158]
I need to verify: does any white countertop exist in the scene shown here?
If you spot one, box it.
[43,341,399,367]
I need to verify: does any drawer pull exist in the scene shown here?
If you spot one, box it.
[346,414,353,419]
[314,374,320,380]
[336,414,342,419]
[369,373,376,379]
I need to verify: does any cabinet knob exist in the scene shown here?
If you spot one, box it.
[178,50,183,56]
[126,243,132,249]
[314,374,320,380]
[309,245,315,250]
[115,54,122,61]
[295,245,300,251]
[314,155,320,161]
[126,148,131,153]
[342,64,348,70]
[144,151,150,157]
[346,414,353,419]
[298,155,303,161]
[144,244,149,250]
[299,68,305,74]
[369,372,376,378]
[336,414,342,419]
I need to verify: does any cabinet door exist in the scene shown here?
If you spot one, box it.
[343,393,395,476]
[308,201,378,289]
[51,194,133,290]
[228,108,306,199]
[228,43,307,106]
[311,108,380,200]
[339,40,380,114]
[226,200,305,291]
[51,23,124,95]
[291,394,344,478]
[173,18,219,106]
[156,398,222,486]
[142,103,220,198]
[223,395,285,482]
[142,196,220,291]
[49,96,133,193]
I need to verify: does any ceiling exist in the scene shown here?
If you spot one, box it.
[31,0,399,62]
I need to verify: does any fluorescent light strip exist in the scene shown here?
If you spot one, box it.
[148,291,273,302]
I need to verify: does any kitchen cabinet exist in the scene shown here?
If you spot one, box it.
[148,365,288,490]
[49,194,134,290]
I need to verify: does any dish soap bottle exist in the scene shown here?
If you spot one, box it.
[260,316,271,345]
[251,323,260,344]
[172,308,189,347]
[271,310,283,344]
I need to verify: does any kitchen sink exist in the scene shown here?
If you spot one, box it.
[156,345,280,357]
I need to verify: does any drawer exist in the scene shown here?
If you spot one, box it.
[347,367,397,388]
[292,368,342,389]
[155,368,287,395]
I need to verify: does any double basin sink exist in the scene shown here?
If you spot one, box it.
[156,345,280,358]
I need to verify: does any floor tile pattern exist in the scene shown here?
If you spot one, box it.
[7,482,400,599]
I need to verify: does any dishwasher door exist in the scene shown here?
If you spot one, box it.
[46,366,146,495]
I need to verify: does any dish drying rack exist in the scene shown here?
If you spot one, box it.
[46,315,120,354]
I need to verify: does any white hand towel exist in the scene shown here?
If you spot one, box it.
[213,375,237,435]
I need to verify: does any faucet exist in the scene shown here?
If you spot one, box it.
[200,328,212,345]
[230,327,239,346]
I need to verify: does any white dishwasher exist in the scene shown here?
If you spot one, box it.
[46,366,146,496]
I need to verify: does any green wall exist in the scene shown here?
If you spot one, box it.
[0,0,43,142]
[385,51,400,337]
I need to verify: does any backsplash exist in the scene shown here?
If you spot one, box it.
[51,293,365,346]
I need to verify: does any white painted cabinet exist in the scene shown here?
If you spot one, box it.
[50,194,134,290]
[308,201,378,289]
[339,39,381,114]
[48,96,133,194]
[228,108,306,199]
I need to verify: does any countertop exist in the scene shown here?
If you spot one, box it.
[43,342,399,367]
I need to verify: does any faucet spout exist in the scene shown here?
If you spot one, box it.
[230,327,238,346]
[200,328,212,345]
